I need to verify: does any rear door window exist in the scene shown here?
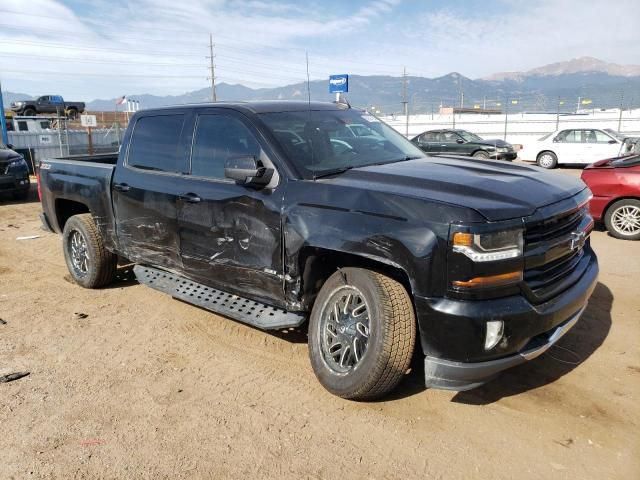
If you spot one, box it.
[127,114,187,173]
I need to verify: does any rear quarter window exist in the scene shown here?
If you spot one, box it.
[127,114,186,173]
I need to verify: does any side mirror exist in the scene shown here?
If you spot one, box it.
[6,143,14,150]
[456,138,464,144]
[224,155,273,186]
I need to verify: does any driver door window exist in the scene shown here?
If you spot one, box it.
[191,114,261,180]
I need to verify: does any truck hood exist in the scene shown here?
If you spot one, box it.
[476,138,512,149]
[326,156,587,221]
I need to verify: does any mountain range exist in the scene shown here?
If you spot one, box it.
[4,57,640,114]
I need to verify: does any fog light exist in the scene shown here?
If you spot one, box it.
[485,320,504,350]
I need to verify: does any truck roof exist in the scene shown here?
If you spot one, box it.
[138,100,350,115]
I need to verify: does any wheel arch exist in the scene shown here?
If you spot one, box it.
[536,149,556,160]
[54,198,91,232]
[297,246,413,312]
[603,196,640,218]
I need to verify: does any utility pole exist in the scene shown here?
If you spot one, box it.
[503,97,508,141]
[402,67,408,137]
[208,33,217,102]
[0,79,8,146]
[618,92,624,132]
[576,96,581,113]
[556,97,561,130]
[483,95,486,110]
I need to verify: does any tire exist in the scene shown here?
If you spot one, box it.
[537,151,558,169]
[604,199,640,241]
[23,108,36,116]
[308,267,416,400]
[66,108,78,120]
[472,150,490,159]
[62,213,117,288]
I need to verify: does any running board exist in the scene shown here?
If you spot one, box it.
[134,265,305,330]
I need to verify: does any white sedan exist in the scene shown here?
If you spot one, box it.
[522,128,625,169]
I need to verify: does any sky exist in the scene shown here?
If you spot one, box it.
[0,0,639,101]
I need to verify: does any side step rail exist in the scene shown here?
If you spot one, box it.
[134,265,306,330]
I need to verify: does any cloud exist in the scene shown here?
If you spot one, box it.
[0,0,637,100]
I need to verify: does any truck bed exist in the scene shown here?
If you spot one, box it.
[39,156,118,250]
[49,153,119,165]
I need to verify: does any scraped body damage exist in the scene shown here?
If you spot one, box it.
[281,180,480,310]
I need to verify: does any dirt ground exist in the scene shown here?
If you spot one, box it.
[1,169,639,479]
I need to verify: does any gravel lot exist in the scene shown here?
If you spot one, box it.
[1,167,638,479]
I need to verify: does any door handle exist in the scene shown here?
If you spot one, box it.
[179,193,202,203]
[113,182,130,192]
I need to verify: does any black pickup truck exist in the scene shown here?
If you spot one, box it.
[11,95,85,119]
[38,101,598,400]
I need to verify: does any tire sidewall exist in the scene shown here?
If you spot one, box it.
[62,217,100,287]
[537,151,557,169]
[473,151,489,159]
[308,268,389,398]
[605,199,640,240]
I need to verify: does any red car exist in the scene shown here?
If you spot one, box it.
[581,154,640,240]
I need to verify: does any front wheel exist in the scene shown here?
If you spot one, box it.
[604,199,640,240]
[23,108,36,116]
[472,150,490,159]
[62,214,117,288]
[308,268,416,400]
[537,151,558,169]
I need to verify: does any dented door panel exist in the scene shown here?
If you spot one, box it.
[177,181,285,307]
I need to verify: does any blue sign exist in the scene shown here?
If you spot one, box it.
[329,74,349,93]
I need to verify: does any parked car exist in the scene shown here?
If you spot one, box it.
[523,128,625,169]
[581,154,640,240]
[38,101,598,400]
[0,142,30,200]
[411,129,517,160]
[10,95,85,119]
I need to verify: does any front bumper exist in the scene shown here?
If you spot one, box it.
[0,175,30,194]
[490,151,517,161]
[415,249,598,391]
[424,305,586,390]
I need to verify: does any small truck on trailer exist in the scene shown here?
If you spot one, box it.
[38,101,598,400]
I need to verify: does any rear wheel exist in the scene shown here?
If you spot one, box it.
[62,214,117,288]
[472,150,490,159]
[604,199,640,240]
[66,108,78,119]
[308,267,416,400]
[537,151,558,169]
[23,108,36,116]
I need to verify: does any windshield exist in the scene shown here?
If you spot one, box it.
[604,128,626,141]
[457,130,483,142]
[612,154,640,167]
[259,108,425,177]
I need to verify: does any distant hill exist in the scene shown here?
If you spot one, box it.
[5,57,640,114]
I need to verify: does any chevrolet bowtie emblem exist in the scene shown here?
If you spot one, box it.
[570,231,586,251]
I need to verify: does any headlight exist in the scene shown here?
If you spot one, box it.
[452,229,523,262]
[8,158,27,169]
[496,147,511,153]
[14,101,24,106]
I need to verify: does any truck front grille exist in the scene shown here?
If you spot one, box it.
[523,204,593,304]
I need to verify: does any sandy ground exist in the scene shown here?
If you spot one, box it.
[0,170,639,479]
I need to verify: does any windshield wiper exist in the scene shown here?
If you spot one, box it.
[313,165,356,179]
